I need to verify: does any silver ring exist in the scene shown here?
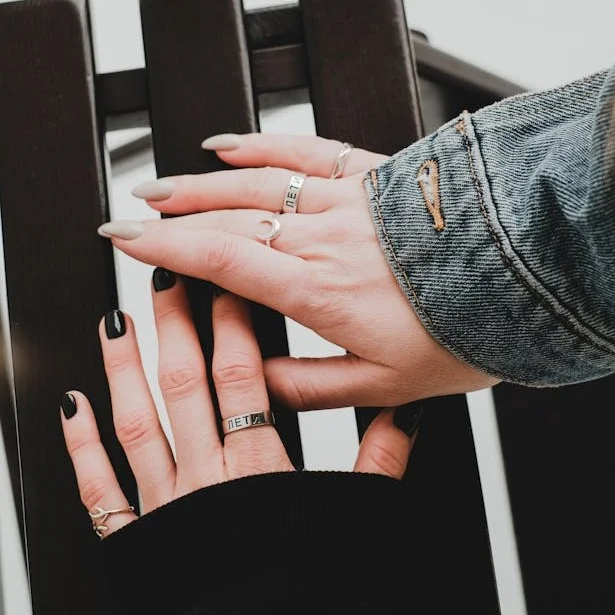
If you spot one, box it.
[256,216,282,247]
[282,175,305,214]
[89,505,135,539]
[222,411,275,435]
[330,142,353,179]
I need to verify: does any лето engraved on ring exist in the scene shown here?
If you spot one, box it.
[282,175,305,214]
[222,410,275,436]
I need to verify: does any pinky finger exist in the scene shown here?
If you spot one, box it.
[61,391,138,538]
[353,405,422,480]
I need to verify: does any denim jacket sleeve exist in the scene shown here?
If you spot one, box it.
[364,64,615,387]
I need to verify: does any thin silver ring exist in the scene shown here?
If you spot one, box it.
[222,411,275,435]
[256,216,282,247]
[330,142,353,179]
[282,175,305,214]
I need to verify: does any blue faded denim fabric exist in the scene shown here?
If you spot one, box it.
[364,64,615,387]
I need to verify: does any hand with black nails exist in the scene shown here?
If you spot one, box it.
[60,268,419,539]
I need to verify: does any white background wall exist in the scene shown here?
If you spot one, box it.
[1,1,614,614]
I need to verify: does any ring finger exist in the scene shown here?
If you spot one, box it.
[163,209,342,257]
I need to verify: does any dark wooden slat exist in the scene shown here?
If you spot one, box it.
[300,0,500,611]
[0,1,138,614]
[301,0,424,150]
[251,44,309,94]
[244,2,303,49]
[139,0,303,469]
[100,7,524,127]
[494,379,615,615]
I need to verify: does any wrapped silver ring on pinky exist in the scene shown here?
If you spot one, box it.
[89,505,135,539]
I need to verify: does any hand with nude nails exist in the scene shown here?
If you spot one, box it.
[97,133,499,414]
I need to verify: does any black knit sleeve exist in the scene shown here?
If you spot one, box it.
[101,471,413,615]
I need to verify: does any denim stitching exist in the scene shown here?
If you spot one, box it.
[455,116,614,355]
[417,160,445,231]
[369,170,436,328]
[367,168,509,379]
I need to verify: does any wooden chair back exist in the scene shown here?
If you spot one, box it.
[2,2,608,614]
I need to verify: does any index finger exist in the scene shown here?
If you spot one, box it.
[101,220,311,323]
[353,407,419,479]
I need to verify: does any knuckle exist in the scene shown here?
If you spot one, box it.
[246,167,275,205]
[115,410,158,450]
[213,355,262,394]
[293,270,348,328]
[227,434,290,474]
[296,139,321,169]
[65,435,94,458]
[80,476,108,511]
[285,270,325,314]
[207,232,239,275]
[155,304,185,324]
[158,362,204,400]
[105,352,135,376]
[281,368,313,411]
[365,441,406,478]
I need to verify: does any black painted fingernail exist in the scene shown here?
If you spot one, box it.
[61,393,78,420]
[105,310,126,340]
[212,284,227,297]
[153,267,176,292]
[394,404,423,438]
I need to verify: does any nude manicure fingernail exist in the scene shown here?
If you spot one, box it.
[201,133,242,151]
[97,221,145,240]
[131,179,175,201]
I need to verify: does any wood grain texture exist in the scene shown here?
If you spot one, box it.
[0,1,137,613]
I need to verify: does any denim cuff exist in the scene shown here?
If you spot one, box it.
[364,107,615,386]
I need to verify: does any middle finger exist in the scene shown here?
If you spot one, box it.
[151,269,222,485]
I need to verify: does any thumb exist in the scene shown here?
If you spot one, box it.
[353,405,422,479]
[263,354,400,411]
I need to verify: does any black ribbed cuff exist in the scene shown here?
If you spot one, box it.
[102,471,412,614]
